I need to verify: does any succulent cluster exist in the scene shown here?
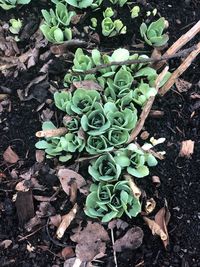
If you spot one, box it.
[40,2,75,43]
[36,48,169,162]
[102,7,126,37]
[35,47,168,221]
[0,0,31,9]
[85,143,158,222]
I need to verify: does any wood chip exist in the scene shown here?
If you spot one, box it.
[56,203,78,239]
[15,191,35,226]
[179,140,194,158]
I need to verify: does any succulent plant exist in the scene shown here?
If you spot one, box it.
[85,181,141,222]
[140,17,169,47]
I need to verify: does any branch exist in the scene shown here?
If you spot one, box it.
[127,66,169,143]
[71,46,195,75]
[159,42,200,96]
[155,20,200,69]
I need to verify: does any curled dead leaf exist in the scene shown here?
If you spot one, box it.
[113,226,144,252]
[155,205,170,248]
[145,198,156,214]
[124,174,141,199]
[3,146,19,164]
[56,203,78,239]
[179,140,194,158]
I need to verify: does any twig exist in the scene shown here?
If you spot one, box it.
[155,20,200,69]
[110,228,118,267]
[159,42,200,96]
[71,46,195,75]
[127,66,169,143]
[18,225,45,241]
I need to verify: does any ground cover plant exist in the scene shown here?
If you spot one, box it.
[0,0,200,266]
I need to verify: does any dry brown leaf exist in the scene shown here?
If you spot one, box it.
[56,203,78,239]
[143,217,167,241]
[190,93,200,99]
[179,140,194,158]
[70,221,110,262]
[72,80,103,91]
[155,206,171,248]
[113,226,143,252]
[58,168,86,196]
[3,146,19,164]
[0,239,12,249]
[33,195,57,202]
[175,78,192,92]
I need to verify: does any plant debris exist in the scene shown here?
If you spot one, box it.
[179,140,194,158]
[113,226,144,252]
[70,221,110,262]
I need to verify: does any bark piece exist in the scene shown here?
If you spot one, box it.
[15,191,34,226]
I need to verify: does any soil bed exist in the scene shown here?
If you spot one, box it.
[0,0,200,266]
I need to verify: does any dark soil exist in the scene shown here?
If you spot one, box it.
[0,0,200,266]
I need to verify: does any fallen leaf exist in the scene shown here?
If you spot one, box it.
[179,140,194,158]
[0,240,12,249]
[72,80,103,91]
[175,78,192,92]
[70,221,110,262]
[3,146,19,164]
[113,226,143,252]
[56,203,78,239]
[61,247,75,260]
[33,195,57,202]
[58,168,86,196]
[155,205,170,248]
